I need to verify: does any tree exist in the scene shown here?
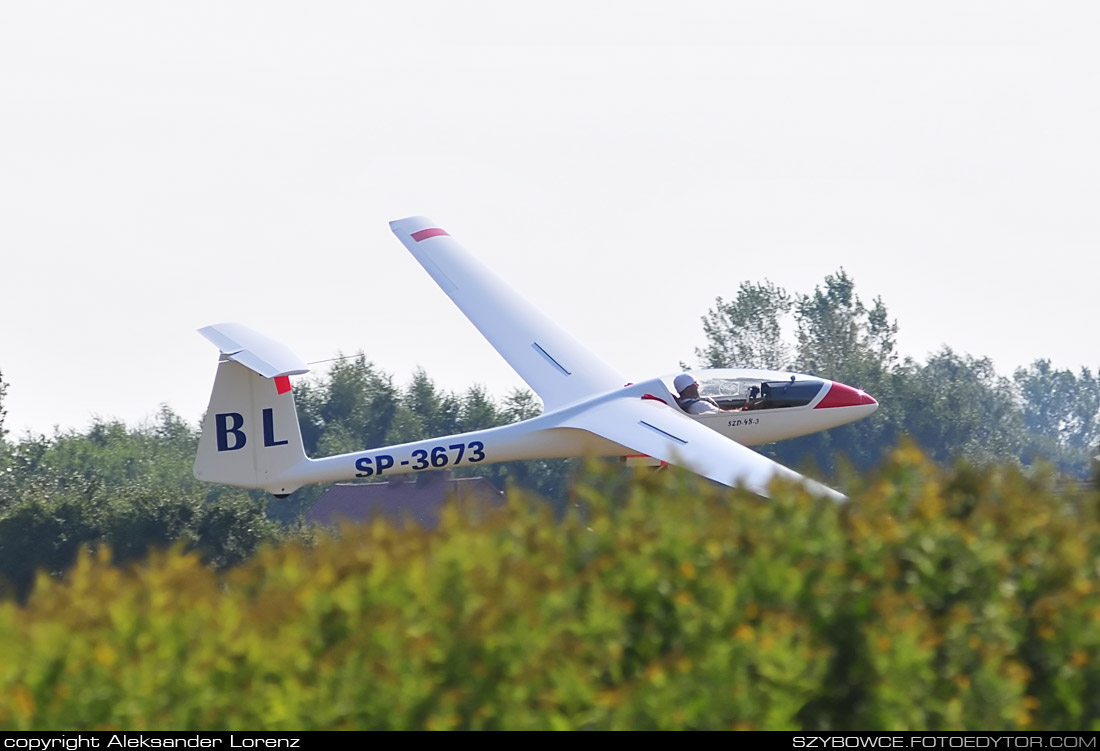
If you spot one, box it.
[0,405,289,601]
[793,269,898,381]
[0,367,7,444]
[692,269,1073,477]
[294,353,400,456]
[1014,360,1100,474]
[500,388,542,423]
[385,368,462,445]
[457,385,501,432]
[900,348,1029,466]
[696,281,792,368]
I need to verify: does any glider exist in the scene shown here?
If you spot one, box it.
[193,217,877,500]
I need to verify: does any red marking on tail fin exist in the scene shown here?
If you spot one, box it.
[411,228,449,242]
[275,375,292,395]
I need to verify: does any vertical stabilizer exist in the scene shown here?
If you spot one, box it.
[193,324,310,495]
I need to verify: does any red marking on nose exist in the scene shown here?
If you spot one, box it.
[411,228,449,242]
[642,393,668,404]
[814,382,876,409]
[275,375,292,395]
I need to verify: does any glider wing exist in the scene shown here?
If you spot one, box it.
[390,216,625,410]
[560,396,846,500]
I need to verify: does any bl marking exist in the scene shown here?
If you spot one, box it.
[215,410,287,451]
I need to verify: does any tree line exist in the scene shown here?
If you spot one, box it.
[696,270,1100,478]
[0,270,1097,599]
[0,362,573,601]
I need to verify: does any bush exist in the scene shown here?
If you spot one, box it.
[1,447,1098,730]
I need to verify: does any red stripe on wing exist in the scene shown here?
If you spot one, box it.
[411,228,449,242]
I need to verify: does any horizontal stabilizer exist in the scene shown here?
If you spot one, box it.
[197,322,310,378]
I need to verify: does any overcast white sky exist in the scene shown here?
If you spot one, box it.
[2,2,1098,437]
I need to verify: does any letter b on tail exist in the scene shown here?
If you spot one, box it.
[216,412,247,451]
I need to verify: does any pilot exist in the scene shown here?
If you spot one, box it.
[674,373,726,415]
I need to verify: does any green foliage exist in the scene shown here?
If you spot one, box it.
[294,354,400,457]
[0,482,285,603]
[1,450,1098,730]
[1014,360,1100,472]
[794,270,898,380]
[697,271,1098,477]
[0,367,7,444]
[0,355,577,601]
[900,349,1028,465]
[0,408,289,602]
[698,281,792,369]
[0,406,203,509]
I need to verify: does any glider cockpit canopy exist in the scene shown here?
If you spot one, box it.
[678,369,827,411]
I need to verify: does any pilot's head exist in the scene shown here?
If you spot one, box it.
[674,373,697,396]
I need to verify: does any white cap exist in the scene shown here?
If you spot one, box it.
[674,373,695,393]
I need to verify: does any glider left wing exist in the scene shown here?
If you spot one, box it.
[390,216,625,411]
[560,396,846,501]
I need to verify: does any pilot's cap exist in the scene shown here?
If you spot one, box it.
[674,373,695,393]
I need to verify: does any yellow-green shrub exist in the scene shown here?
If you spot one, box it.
[0,447,1098,730]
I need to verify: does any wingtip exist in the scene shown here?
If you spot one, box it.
[389,216,436,234]
[805,479,848,503]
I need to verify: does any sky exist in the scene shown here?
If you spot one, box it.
[1,1,1098,438]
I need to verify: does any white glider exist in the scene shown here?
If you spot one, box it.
[193,217,877,501]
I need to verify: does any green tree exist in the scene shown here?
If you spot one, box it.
[1014,360,1100,475]
[0,408,201,509]
[294,353,399,456]
[384,368,462,445]
[693,269,1053,477]
[0,367,7,444]
[900,348,1029,466]
[696,281,792,368]
[500,388,542,423]
[0,494,103,601]
[770,271,902,473]
[793,269,897,381]
[455,384,499,432]
[0,405,287,602]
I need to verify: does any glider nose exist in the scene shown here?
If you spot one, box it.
[814,381,878,411]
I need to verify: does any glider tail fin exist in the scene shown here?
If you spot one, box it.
[193,323,310,496]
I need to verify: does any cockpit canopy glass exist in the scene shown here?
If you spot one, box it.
[681,369,826,411]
